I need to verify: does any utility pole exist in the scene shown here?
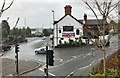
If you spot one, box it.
[52,10,54,29]
[52,10,55,47]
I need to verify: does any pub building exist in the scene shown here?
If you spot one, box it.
[53,5,103,47]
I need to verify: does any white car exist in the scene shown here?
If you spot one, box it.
[42,36,47,40]
[34,47,46,54]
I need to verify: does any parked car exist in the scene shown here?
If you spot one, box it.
[34,47,46,54]
[42,36,47,40]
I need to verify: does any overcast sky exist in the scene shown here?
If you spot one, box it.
[0,0,118,29]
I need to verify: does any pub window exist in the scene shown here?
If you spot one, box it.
[59,30,61,33]
[76,29,79,35]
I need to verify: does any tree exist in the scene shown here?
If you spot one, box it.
[0,0,14,44]
[21,27,26,36]
[1,20,10,39]
[0,0,14,17]
[82,0,120,76]
[26,27,31,37]
[11,27,17,36]
[43,29,50,36]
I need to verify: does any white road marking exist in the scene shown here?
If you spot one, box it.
[49,53,88,68]
[67,51,117,77]
[39,68,56,76]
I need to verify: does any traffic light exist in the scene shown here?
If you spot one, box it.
[15,44,19,53]
[48,50,54,66]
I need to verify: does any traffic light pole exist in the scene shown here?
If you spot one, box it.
[15,44,19,76]
[16,51,19,76]
[45,46,54,77]
[46,46,48,77]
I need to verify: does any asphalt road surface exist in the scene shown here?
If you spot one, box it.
[2,35,119,76]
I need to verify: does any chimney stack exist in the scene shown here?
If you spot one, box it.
[64,5,72,15]
[84,13,87,25]
[84,13,87,21]
[83,13,88,34]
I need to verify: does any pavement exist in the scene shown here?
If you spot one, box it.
[0,57,42,77]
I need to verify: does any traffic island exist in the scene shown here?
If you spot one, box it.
[1,58,42,77]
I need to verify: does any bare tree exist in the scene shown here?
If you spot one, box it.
[82,0,120,76]
[0,0,14,18]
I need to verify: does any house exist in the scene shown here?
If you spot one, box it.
[53,5,103,47]
[53,5,83,47]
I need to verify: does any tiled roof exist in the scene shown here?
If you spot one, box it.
[54,14,103,26]
[79,19,103,26]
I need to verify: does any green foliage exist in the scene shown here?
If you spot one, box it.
[64,41,67,44]
[106,69,119,77]
[2,26,31,44]
[1,20,10,33]
[1,20,10,38]
[78,37,82,43]
[43,29,51,36]
[90,69,120,78]
[57,37,85,47]
[69,38,73,44]
[2,28,8,38]
[26,27,31,37]
[11,27,31,37]
[90,73,104,78]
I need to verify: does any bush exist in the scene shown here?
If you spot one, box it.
[90,73,104,78]
[106,69,120,77]
[90,69,120,78]
[59,40,62,44]
[78,37,82,44]
[69,38,73,44]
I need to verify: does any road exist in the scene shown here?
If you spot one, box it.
[1,35,119,76]
[2,37,47,62]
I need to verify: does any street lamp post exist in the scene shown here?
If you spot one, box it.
[52,10,55,47]
[52,10,54,25]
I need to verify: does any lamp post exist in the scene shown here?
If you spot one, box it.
[52,10,54,24]
[52,10,55,47]
[52,10,54,33]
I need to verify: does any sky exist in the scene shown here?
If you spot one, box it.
[0,0,119,29]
